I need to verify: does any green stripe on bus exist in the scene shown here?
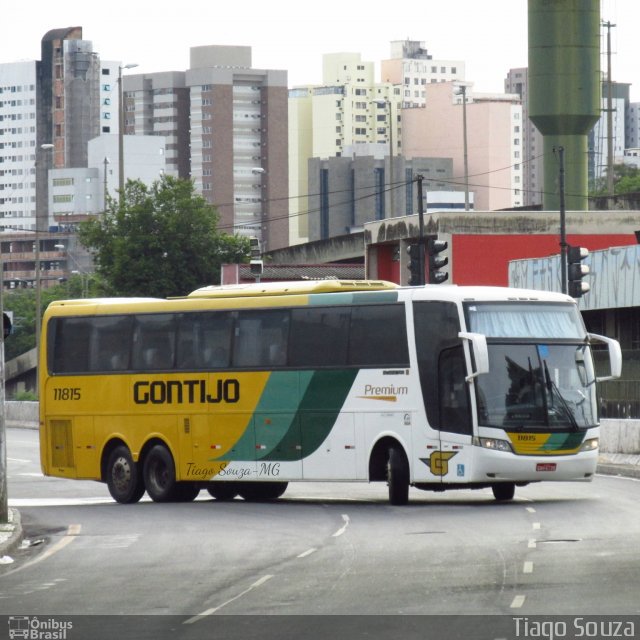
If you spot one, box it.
[211,369,358,463]
[261,369,359,461]
[309,291,399,306]
[540,431,584,451]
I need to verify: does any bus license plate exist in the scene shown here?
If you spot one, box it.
[536,463,557,472]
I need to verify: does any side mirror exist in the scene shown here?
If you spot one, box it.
[587,333,622,381]
[459,331,489,381]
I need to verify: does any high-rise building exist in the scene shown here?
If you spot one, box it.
[381,40,465,108]
[0,60,38,231]
[402,82,523,211]
[124,46,289,251]
[505,68,543,208]
[0,27,104,232]
[289,53,402,245]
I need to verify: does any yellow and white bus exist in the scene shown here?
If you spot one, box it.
[39,279,621,505]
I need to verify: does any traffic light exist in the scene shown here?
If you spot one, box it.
[249,236,263,277]
[2,311,12,339]
[407,242,423,286]
[427,237,449,284]
[567,245,590,298]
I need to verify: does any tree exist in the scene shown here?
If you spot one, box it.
[78,176,249,298]
[591,163,640,196]
[3,279,76,361]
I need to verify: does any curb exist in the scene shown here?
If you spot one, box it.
[596,463,640,480]
[0,508,23,560]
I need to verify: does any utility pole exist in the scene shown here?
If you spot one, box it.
[557,146,568,294]
[603,20,616,203]
[416,174,426,286]
[0,253,6,522]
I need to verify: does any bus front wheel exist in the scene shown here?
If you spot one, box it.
[492,483,515,501]
[143,444,180,502]
[387,445,410,506]
[106,445,145,504]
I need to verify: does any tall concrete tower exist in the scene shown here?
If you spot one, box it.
[528,0,600,210]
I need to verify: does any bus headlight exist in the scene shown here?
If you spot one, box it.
[579,437,598,452]
[473,436,513,453]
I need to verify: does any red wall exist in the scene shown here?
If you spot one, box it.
[452,234,637,286]
[376,244,401,282]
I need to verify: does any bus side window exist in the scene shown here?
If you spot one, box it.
[289,307,349,367]
[90,316,132,372]
[131,314,176,371]
[50,317,92,373]
[233,310,289,369]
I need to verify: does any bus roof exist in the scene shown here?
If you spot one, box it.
[186,279,398,299]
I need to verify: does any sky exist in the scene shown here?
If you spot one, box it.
[4,0,639,100]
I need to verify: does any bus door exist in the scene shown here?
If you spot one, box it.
[434,344,474,482]
[413,301,473,483]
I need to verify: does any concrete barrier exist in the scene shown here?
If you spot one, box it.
[5,401,38,429]
[599,418,640,454]
[3,402,639,456]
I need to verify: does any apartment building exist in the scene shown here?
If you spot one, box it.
[402,82,523,211]
[0,60,38,232]
[124,45,289,251]
[0,27,106,233]
[504,68,543,208]
[289,53,402,245]
[380,39,465,108]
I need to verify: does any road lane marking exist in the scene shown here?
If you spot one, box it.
[3,524,81,577]
[9,497,135,507]
[332,514,350,537]
[528,539,537,549]
[523,561,533,574]
[526,507,536,513]
[532,522,541,530]
[185,575,273,623]
[511,595,526,608]
[297,548,316,558]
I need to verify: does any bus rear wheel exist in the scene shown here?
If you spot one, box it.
[492,483,515,501]
[106,445,145,504]
[207,483,238,501]
[143,444,180,502]
[387,445,410,506]
[238,482,288,502]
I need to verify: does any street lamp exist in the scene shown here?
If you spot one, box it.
[454,85,470,211]
[118,63,139,204]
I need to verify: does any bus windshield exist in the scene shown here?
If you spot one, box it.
[464,302,597,430]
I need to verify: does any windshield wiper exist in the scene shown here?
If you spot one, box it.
[543,360,580,431]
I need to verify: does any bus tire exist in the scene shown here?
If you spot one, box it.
[106,445,145,504]
[492,483,515,501]
[143,444,180,502]
[387,445,410,506]
[238,482,288,502]
[207,483,238,501]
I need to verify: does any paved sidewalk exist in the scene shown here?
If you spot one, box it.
[596,453,640,480]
